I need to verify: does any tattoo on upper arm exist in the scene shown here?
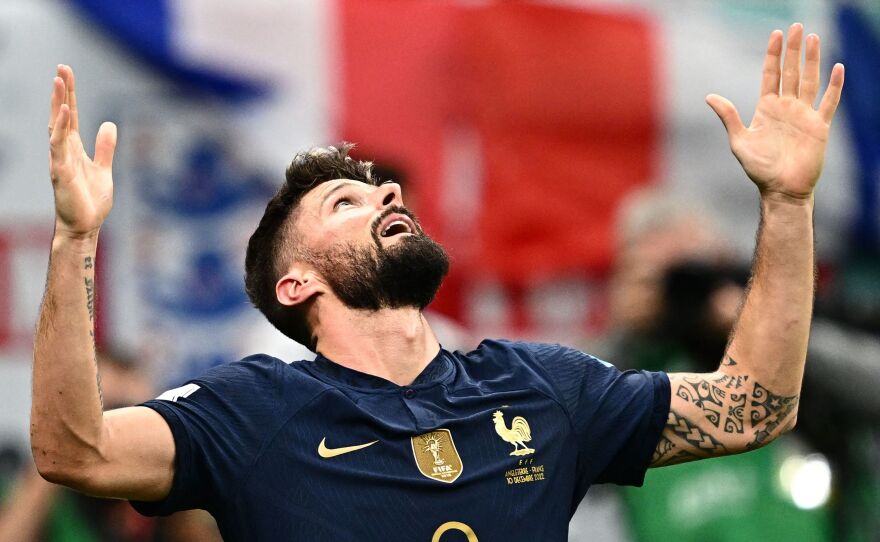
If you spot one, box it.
[665,410,728,454]
[651,435,701,466]
[652,435,675,464]
[652,356,799,467]
[747,382,798,449]
[676,375,747,434]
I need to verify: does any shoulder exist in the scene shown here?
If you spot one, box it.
[454,339,613,392]
[170,354,284,397]
[461,339,637,410]
[154,354,329,416]
[463,339,612,372]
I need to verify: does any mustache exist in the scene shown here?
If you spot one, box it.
[370,205,422,237]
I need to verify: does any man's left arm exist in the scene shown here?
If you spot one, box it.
[651,23,844,467]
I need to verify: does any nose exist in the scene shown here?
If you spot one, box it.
[375,182,403,208]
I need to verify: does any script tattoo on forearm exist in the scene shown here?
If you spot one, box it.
[84,277,95,322]
[652,357,799,467]
[84,257,102,407]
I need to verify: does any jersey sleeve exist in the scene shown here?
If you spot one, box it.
[529,343,670,486]
[130,355,285,516]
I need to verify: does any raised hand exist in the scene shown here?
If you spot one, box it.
[706,23,844,200]
[48,65,117,238]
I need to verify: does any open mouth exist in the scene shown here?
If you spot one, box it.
[377,213,417,238]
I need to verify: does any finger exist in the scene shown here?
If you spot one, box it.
[706,94,746,140]
[60,65,79,132]
[48,76,64,132]
[94,122,117,169]
[818,63,845,125]
[49,104,70,163]
[760,30,784,96]
[781,23,803,97]
[799,33,821,105]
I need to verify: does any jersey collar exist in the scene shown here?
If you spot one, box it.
[307,347,454,392]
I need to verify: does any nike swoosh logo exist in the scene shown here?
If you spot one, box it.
[318,437,379,459]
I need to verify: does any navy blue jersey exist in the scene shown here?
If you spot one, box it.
[132,340,669,541]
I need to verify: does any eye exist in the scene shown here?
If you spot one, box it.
[333,197,353,210]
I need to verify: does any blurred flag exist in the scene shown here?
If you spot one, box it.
[69,0,268,98]
[73,0,854,334]
[838,4,880,251]
[336,1,851,332]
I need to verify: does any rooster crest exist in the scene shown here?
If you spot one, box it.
[492,410,535,456]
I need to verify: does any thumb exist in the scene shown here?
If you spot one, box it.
[706,94,745,140]
[94,122,117,169]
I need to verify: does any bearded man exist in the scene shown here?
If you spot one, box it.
[32,24,843,541]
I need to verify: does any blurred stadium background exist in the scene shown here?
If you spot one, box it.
[0,0,878,540]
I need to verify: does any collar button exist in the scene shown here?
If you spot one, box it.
[403,389,416,399]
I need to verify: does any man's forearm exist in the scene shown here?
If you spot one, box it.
[722,194,814,426]
[31,233,105,482]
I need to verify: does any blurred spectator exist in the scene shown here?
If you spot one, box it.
[603,189,734,366]
[0,351,221,542]
[595,190,833,541]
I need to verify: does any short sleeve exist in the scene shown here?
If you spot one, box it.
[530,344,670,486]
[130,355,284,516]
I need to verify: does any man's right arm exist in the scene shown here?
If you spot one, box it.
[31,65,174,502]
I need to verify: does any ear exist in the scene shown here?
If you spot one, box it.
[276,269,326,307]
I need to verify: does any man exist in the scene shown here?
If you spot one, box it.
[32,24,843,541]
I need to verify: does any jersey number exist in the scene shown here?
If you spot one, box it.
[432,521,478,541]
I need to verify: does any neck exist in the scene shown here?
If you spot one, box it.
[311,304,440,386]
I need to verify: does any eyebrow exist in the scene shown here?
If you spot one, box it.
[320,180,364,208]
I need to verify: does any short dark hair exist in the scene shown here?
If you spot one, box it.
[244,143,380,346]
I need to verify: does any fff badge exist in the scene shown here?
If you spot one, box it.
[410,429,463,483]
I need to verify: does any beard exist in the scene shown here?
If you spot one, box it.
[309,209,450,311]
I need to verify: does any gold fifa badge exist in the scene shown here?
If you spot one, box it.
[410,429,463,483]
[492,411,535,456]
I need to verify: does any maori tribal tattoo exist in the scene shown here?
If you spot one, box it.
[747,382,798,449]
[652,435,675,465]
[665,410,728,455]
[652,364,799,467]
[676,375,747,434]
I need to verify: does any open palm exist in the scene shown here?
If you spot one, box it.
[48,65,117,238]
[707,24,844,199]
